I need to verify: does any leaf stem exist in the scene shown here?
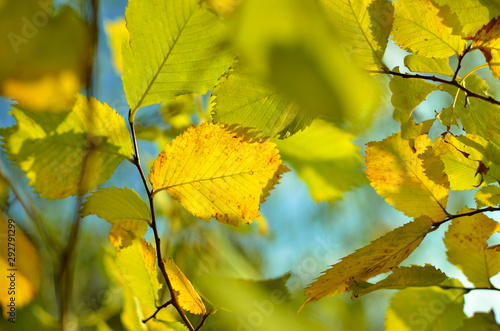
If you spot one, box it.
[129,110,196,331]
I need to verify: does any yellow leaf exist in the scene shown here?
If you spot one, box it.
[475,185,500,208]
[444,208,500,287]
[471,17,500,79]
[392,0,466,58]
[364,132,449,222]
[0,216,41,317]
[164,258,206,315]
[304,217,433,303]
[104,19,129,74]
[149,123,289,226]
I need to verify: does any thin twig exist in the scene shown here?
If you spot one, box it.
[452,44,472,82]
[432,206,500,228]
[195,308,215,331]
[142,300,173,323]
[129,111,196,331]
[439,285,500,293]
[372,69,500,107]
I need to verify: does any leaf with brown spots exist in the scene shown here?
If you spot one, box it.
[304,217,433,304]
[149,122,289,226]
[444,208,500,287]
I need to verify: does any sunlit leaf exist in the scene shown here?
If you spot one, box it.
[117,238,162,317]
[437,106,459,128]
[392,0,466,58]
[0,1,92,111]
[364,133,449,222]
[0,216,41,317]
[385,279,466,331]
[276,120,366,202]
[163,258,206,315]
[319,0,393,72]
[455,311,500,331]
[433,0,500,37]
[149,123,289,226]
[304,217,433,303]
[475,185,500,208]
[104,18,129,74]
[0,174,8,208]
[404,55,454,76]
[471,18,500,79]
[349,264,447,298]
[211,65,313,139]
[1,94,133,199]
[123,0,235,118]
[81,187,150,249]
[444,208,500,287]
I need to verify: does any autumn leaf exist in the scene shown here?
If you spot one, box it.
[471,17,500,79]
[163,258,206,315]
[385,279,466,331]
[123,0,235,118]
[475,185,500,207]
[444,208,500,287]
[364,132,449,222]
[391,0,466,58]
[149,122,289,226]
[349,264,447,298]
[390,69,439,115]
[210,64,314,139]
[304,217,433,303]
[81,187,150,249]
[456,311,500,331]
[104,18,129,74]
[0,216,41,317]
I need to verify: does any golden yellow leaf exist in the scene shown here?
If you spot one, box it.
[164,258,206,315]
[149,123,289,226]
[364,132,449,222]
[304,217,433,303]
[104,19,129,74]
[471,17,500,79]
[444,208,500,287]
[0,216,41,318]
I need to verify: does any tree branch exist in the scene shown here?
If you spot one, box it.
[438,285,500,293]
[129,111,196,331]
[371,70,500,107]
[432,206,500,228]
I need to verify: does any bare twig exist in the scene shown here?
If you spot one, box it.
[129,111,196,331]
[439,285,500,293]
[142,300,173,323]
[433,206,500,228]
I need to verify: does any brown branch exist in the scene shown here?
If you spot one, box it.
[142,300,173,324]
[129,111,196,331]
[438,285,500,293]
[452,44,472,82]
[432,206,500,228]
[195,308,215,331]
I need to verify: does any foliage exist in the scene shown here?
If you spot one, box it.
[1,0,500,330]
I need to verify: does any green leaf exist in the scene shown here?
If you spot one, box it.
[444,208,500,287]
[117,238,162,318]
[318,0,393,71]
[0,174,8,208]
[123,0,235,118]
[385,279,466,331]
[211,65,314,139]
[304,217,433,303]
[439,74,500,147]
[455,311,500,331]
[81,187,150,249]
[1,94,133,199]
[475,185,500,207]
[433,0,500,37]
[390,68,438,121]
[404,54,454,76]
[276,120,366,202]
[422,134,494,191]
[364,133,449,222]
[437,106,458,128]
[349,264,448,298]
[392,0,466,58]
